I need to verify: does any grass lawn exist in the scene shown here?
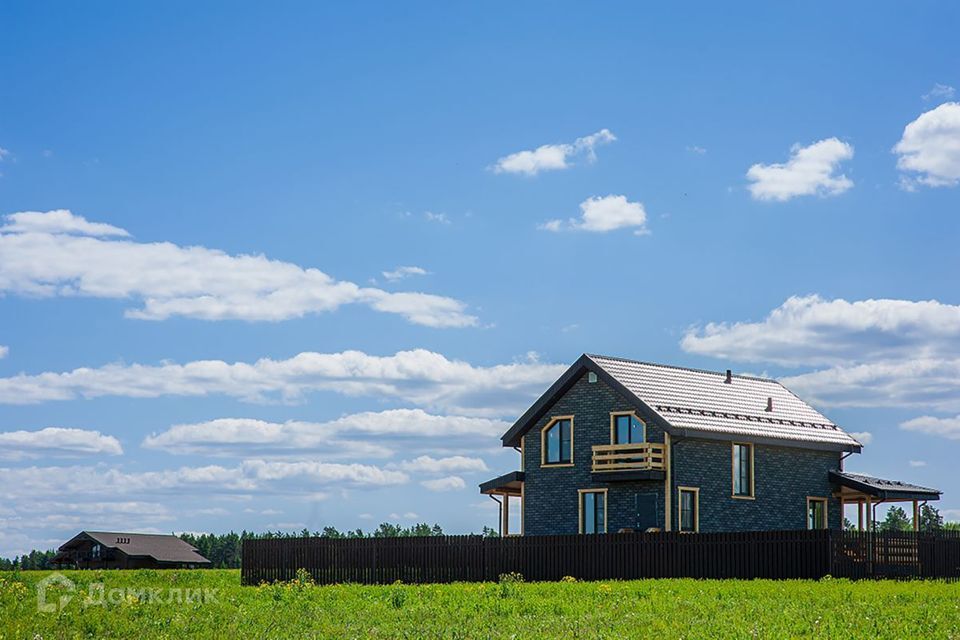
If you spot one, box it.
[2,569,959,639]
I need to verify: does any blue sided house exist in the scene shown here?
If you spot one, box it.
[480,354,941,536]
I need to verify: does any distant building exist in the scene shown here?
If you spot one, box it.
[481,354,942,536]
[52,531,211,569]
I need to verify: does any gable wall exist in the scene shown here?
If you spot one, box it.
[522,372,666,535]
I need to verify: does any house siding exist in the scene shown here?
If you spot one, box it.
[523,372,666,536]
[521,371,843,536]
[670,438,842,532]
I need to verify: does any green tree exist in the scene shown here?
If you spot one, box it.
[919,504,944,532]
[879,506,912,532]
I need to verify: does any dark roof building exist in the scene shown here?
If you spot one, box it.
[52,531,211,569]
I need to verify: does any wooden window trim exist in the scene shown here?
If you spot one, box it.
[677,486,700,533]
[609,411,646,445]
[807,496,829,530]
[731,442,755,500]
[540,415,575,467]
[578,488,608,534]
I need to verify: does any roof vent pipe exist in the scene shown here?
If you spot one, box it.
[725,369,732,384]
[765,397,773,412]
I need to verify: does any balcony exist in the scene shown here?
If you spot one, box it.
[591,442,666,481]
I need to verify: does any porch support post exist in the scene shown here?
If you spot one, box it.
[913,500,920,532]
[502,494,510,536]
[865,497,872,531]
[839,496,845,529]
[858,501,864,531]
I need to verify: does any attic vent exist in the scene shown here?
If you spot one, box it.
[588,372,598,383]
[724,369,732,384]
[765,397,773,412]
[116,537,130,544]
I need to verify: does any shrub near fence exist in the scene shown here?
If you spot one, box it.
[241,529,960,585]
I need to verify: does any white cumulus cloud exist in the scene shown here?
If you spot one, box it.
[0,210,476,328]
[922,83,956,102]
[143,410,508,456]
[746,138,854,201]
[492,129,616,176]
[382,266,428,282]
[391,455,488,473]
[0,427,123,459]
[682,295,960,412]
[420,475,466,492]
[0,346,7,359]
[849,431,873,446]
[541,195,649,235]
[894,102,960,189]
[0,348,566,417]
[901,415,960,440]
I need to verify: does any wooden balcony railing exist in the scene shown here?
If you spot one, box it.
[591,442,666,472]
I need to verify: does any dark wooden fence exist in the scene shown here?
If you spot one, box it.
[241,530,960,585]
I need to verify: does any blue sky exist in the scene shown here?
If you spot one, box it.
[1,2,959,556]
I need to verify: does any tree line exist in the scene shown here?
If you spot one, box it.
[0,522,498,570]
[843,504,960,533]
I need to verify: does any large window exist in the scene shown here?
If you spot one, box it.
[678,487,699,532]
[580,489,607,534]
[807,497,828,530]
[542,417,573,466]
[732,443,754,498]
[612,412,645,444]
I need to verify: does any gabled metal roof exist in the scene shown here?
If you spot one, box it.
[58,531,211,564]
[501,354,862,452]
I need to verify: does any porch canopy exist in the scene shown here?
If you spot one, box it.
[479,471,524,536]
[831,470,941,531]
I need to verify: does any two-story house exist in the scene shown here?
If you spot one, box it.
[480,354,941,535]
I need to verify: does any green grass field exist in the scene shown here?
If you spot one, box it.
[2,569,959,639]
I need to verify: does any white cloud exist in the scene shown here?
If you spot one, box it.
[746,138,854,201]
[901,415,960,440]
[0,427,122,459]
[391,455,488,473]
[541,195,650,235]
[0,147,10,161]
[682,295,960,411]
[0,210,476,328]
[382,266,428,282]
[682,295,960,367]
[387,512,420,520]
[491,129,616,176]
[143,410,508,456]
[1,209,129,237]
[922,83,956,102]
[849,431,873,446]
[894,102,960,189]
[421,475,466,491]
[0,460,406,504]
[423,211,450,225]
[687,145,707,155]
[0,348,565,417]
[0,346,7,359]
[909,460,927,467]
[782,359,960,411]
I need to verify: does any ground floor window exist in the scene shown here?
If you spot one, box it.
[579,489,607,534]
[678,486,699,532]
[807,497,828,529]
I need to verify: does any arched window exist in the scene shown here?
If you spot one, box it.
[542,417,573,465]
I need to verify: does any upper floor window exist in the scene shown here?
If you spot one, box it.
[541,417,573,465]
[91,544,101,559]
[732,443,754,498]
[612,412,645,444]
[580,489,606,534]
[807,497,828,530]
[678,487,699,532]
